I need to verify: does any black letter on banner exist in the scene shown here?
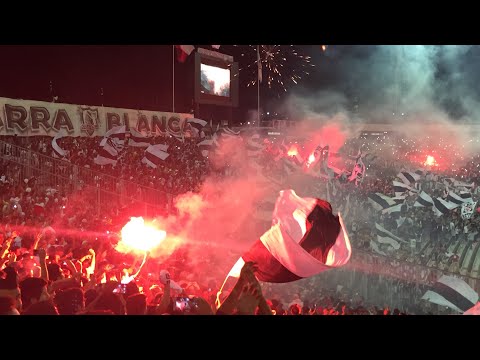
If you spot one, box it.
[151,115,164,135]
[137,115,150,133]
[123,113,131,131]
[30,107,51,132]
[167,116,181,134]
[52,109,74,132]
[107,113,121,131]
[161,116,167,133]
[5,104,28,131]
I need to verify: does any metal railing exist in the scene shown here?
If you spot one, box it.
[0,140,171,217]
[4,139,480,288]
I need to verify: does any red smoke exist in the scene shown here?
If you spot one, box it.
[303,123,348,168]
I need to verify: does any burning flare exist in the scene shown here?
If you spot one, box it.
[424,155,437,167]
[287,146,298,157]
[117,217,166,254]
[306,153,316,167]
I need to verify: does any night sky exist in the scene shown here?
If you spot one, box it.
[1,45,480,124]
[0,45,327,122]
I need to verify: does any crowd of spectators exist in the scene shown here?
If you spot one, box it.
[2,130,480,315]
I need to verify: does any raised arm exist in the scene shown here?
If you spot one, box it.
[216,261,257,315]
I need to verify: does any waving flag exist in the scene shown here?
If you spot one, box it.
[217,189,351,306]
[393,181,418,197]
[433,197,458,217]
[422,275,478,313]
[375,223,407,250]
[414,191,434,207]
[397,171,420,186]
[142,144,170,168]
[368,193,397,211]
[52,130,68,159]
[186,118,208,138]
[101,125,126,149]
[94,139,119,166]
[128,128,151,147]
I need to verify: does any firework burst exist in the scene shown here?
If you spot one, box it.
[234,45,315,94]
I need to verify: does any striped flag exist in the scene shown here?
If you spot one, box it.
[211,45,221,49]
[94,139,119,166]
[454,180,474,189]
[51,130,68,159]
[446,191,472,205]
[460,191,473,201]
[222,127,240,136]
[370,240,387,256]
[443,178,456,187]
[397,171,421,186]
[382,203,404,215]
[101,125,126,149]
[186,118,208,138]
[168,131,184,143]
[142,144,169,168]
[368,193,397,211]
[422,275,478,313]
[375,223,407,250]
[393,181,418,197]
[217,189,351,306]
[128,128,151,148]
[414,191,434,207]
[432,197,458,217]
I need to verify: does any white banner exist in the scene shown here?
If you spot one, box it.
[0,96,193,137]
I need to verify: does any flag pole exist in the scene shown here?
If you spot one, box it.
[172,45,175,113]
[257,45,260,127]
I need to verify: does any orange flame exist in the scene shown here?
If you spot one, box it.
[287,146,298,157]
[321,45,327,51]
[306,153,316,167]
[116,217,166,254]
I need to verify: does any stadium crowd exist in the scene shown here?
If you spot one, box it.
[1,130,480,315]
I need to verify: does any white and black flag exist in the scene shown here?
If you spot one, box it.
[414,191,434,207]
[393,181,417,197]
[368,193,397,211]
[397,171,420,186]
[375,223,407,250]
[422,275,478,313]
[432,197,458,217]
